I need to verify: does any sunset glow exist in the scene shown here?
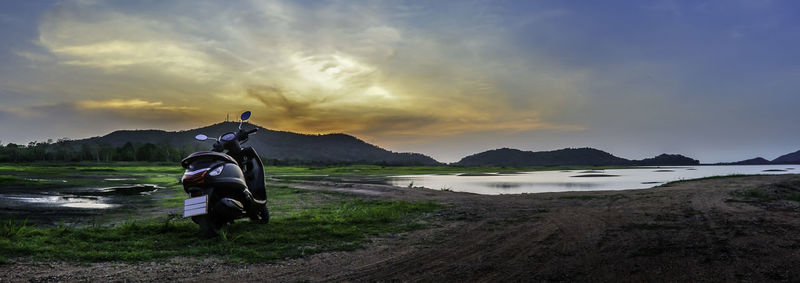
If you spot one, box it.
[1,1,799,162]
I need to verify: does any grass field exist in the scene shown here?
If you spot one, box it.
[0,162,446,263]
[0,162,634,263]
[0,185,442,263]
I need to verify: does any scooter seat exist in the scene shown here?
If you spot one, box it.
[181,151,239,168]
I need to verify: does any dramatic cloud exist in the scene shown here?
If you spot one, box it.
[14,0,584,147]
[1,0,799,162]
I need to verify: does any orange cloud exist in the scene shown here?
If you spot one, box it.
[76,99,195,111]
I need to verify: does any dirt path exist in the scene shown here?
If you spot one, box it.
[4,175,800,282]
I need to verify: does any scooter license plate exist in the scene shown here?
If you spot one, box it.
[183,195,208,217]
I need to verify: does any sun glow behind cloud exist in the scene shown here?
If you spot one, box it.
[76,99,195,111]
[17,0,582,147]
[4,0,798,162]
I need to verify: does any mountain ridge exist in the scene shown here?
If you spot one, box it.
[28,122,800,166]
[773,150,800,164]
[68,122,441,165]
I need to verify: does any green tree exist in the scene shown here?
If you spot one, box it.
[136,143,164,161]
[118,142,136,161]
[100,143,116,162]
[5,143,20,162]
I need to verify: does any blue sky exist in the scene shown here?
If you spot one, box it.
[1,0,798,163]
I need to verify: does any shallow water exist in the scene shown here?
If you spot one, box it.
[389,165,797,195]
[0,183,167,226]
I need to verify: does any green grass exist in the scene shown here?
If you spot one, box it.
[0,163,184,189]
[1,218,28,238]
[0,163,447,263]
[0,198,442,263]
[0,175,53,187]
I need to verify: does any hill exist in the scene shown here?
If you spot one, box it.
[455,148,700,166]
[69,122,440,165]
[454,148,631,166]
[772,150,800,164]
[714,157,773,166]
[632,153,700,166]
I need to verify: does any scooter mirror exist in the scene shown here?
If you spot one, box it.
[195,134,208,141]
[240,111,251,121]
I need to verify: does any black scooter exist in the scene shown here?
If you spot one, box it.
[181,111,269,236]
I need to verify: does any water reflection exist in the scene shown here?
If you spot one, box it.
[389,165,796,195]
[0,185,161,213]
[486,182,521,189]
[485,182,600,189]
[571,174,620,177]
[0,194,118,209]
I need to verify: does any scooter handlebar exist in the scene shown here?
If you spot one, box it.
[236,128,257,141]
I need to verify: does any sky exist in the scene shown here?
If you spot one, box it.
[0,0,799,163]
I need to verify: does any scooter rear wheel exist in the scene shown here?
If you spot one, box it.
[258,205,270,224]
[194,214,221,237]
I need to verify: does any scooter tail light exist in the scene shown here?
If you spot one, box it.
[182,168,208,186]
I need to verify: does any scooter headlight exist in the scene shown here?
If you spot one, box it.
[208,166,224,176]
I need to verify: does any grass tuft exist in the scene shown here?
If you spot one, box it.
[1,218,28,238]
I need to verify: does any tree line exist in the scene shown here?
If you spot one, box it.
[0,139,203,163]
[0,139,439,165]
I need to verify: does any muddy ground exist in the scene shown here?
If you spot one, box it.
[3,174,800,282]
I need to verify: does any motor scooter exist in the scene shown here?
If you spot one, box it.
[181,111,269,236]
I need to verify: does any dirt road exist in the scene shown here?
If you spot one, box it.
[4,175,800,282]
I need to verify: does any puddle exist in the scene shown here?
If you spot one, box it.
[0,184,166,226]
[0,194,118,209]
[24,178,68,183]
[68,184,161,196]
[62,202,118,209]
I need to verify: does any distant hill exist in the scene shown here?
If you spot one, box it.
[455,148,700,167]
[36,121,800,166]
[69,122,441,165]
[772,150,800,164]
[715,157,773,166]
[455,148,631,166]
[632,154,700,166]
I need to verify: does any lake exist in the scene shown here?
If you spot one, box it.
[388,165,797,195]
